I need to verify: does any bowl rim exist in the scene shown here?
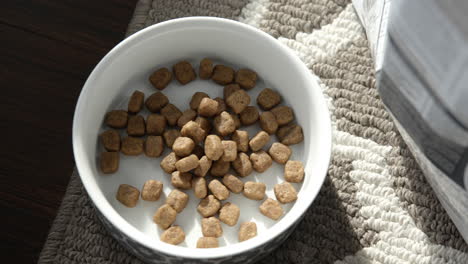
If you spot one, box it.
[73,16,332,259]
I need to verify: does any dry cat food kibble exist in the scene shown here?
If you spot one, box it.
[221,140,237,162]
[284,160,305,183]
[226,89,250,114]
[274,182,298,203]
[222,174,244,193]
[197,195,221,217]
[249,131,270,152]
[194,156,212,177]
[171,171,192,190]
[146,114,166,136]
[238,222,257,242]
[175,154,199,172]
[153,204,177,229]
[181,121,206,143]
[100,130,120,152]
[116,184,139,208]
[257,88,281,110]
[235,69,257,90]
[208,179,230,200]
[121,136,144,155]
[145,91,168,112]
[259,198,283,220]
[232,130,249,152]
[214,111,236,136]
[212,65,234,85]
[145,136,164,157]
[219,202,240,226]
[105,110,128,128]
[196,237,218,248]
[192,176,208,199]
[161,226,185,245]
[202,217,223,238]
[223,84,241,99]
[166,189,189,213]
[141,180,163,201]
[277,124,304,145]
[210,160,230,177]
[173,61,196,85]
[100,152,119,174]
[232,152,253,177]
[163,129,181,148]
[204,135,223,161]
[271,105,294,126]
[198,98,219,117]
[259,111,278,134]
[243,181,266,200]
[161,103,183,126]
[149,68,172,90]
[127,115,146,136]
[172,137,195,157]
[195,116,211,135]
[268,142,292,164]
[128,90,145,113]
[177,109,197,127]
[239,106,259,126]
[199,58,214,80]
[190,92,210,110]
[250,150,273,173]
[160,152,179,174]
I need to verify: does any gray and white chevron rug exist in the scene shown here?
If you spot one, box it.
[39,0,468,263]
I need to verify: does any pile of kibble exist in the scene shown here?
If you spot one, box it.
[99,59,305,248]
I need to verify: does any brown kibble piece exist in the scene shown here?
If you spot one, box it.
[121,136,144,155]
[204,135,223,161]
[127,115,146,136]
[243,181,266,200]
[175,154,199,172]
[149,68,172,90]
[281,125,304,145]
[195,117,212,135]
[271,106,294,126]
[224,84,241,100]
[145,136,164,157]
[231,113,241,129]
[192,177,208,199]
[250,151,273,173]
[232,153,253,177]
[222,174,244,193]
[249,131,270,152]
[274,182,298,203]
[190,92,210,110]
[239,222,257,242]
[214,97,226,115]
[235,69,257,90]
[141,180,163,201]
[172,137,195,157]
[197,237,218,248]
[160,152,179,173]
[161,104,182,126]
[197,195,221,217]
[166,189,189,213]
[100,130,120,152]
[116,184,139,207]
[194,156,212,177]
[105,110,128,128]
[198,98,219,117]
[260,198,283,220]
[210,160,230,177]
[146,114,166,135]
[202,217,223,238]
[177,109,197,127]
[257,88,281,110]
[208,179,230,200]
[100,152,119,174]
[193,145,205,159]
[259,111,278,134]
[276,123,295,140]
[173,61,196,85]
[128,90,145,113]
[199,58,214,79]
[232,130,249,152]
[226,89,250,114]
[239,106,259,126]
[285,160,305,183]
[171,171,192,190]
[268,142,291,164]
[181,121,206,143]
[163,129,180,148]
[145,92,169,112]
[212,65,234,85]
[153,204,177,229]
[161,226,185,245]
[219,202,240,226]
[221,140,237,162]
[213,111,236,136]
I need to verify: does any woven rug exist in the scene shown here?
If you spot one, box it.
[39,0,468,263]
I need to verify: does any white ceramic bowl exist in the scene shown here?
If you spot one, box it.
[73,17,331,263]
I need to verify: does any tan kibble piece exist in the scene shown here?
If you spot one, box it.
[160,226,185,245]
[196,237,218,248]
[181,121,206,143]
[232,130,249,152]
[166,189,189,213]
[193,145,205,159]
[100,152,119,174]
[145,136,164,158]
[221,140,237,162]
[239,222,257,242]
[146,114,166,135]
[235,68,257,90]
[141,180,163,201]
[257,88,281,110]
[260,198,283,220]
[177,109,197,127]
[192,177,208,199]
[268,142,291,164]
[190,92,210,110]
[194,156,212,177]
[250,151,273,173]
[105,110,128,128]
[271,106,294,126]
[274,182,298,203]
[128,90,145,113]
[173,61,196,85]
[145,92,169,112]
[116,184,139,207]
[243,181,266,200]
[121,137,144,156]
[127,115,146,136]
[231,113,241,129]
[285,160,305,183]
[161,103,182,126]
[208,180,230,200]
[219,202,240,226]
[100,130,120,152]
[214,97,226,115]
[239,106,259,126]
[197,195,221,217]
[259,111,278,134]
[172,137,195,157]
[160,152,179,173]
[210,160,230,177]
[163,129,181,148]
[198,98,219,117]
[249,131,270,152]
[171,171,192,190]
[232,152,253,177]
[204,135,223,161]
[199,58,214,79]
[212,65,234,85]
[175,154,199,172]
[195,117,212,135]
[281,125,304,145]
[213,112,236,137]
[224,84,241,100]
[222,174,244,193]
[202,217,223,238]
[226,89,251,114]
[149,68,172,90]
[153,204,177,229]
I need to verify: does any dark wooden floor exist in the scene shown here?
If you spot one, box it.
[0,0,138,262]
